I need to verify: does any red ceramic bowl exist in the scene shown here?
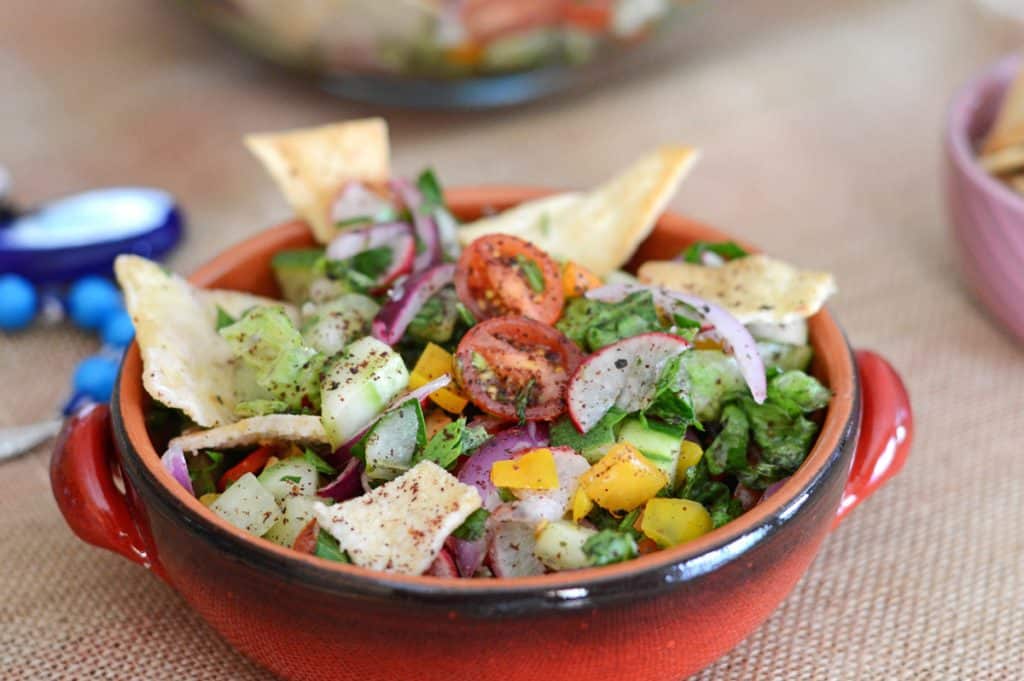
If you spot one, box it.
[52,187,913,681]
[947,53,1024,342]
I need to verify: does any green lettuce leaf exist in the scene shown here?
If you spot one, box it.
[219,307,325,413]
[704,403,750,475]
[767,370,831,416]
[556,291,662,352]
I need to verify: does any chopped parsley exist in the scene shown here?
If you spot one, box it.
[215,306,236,331]
[681,241,749,264]
[583,529,639,566]
[304,448,337,476]
[315,530,350,563]
[281,475,302,484]
[415,417,488,470]
[515,378,536,423]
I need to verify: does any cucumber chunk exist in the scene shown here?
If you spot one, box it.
[533,520,598,571]
[257,458,320,502]
[210,473,281,536]
[616,417,683,485]
[263,495,321,548]
[320,336,409,448]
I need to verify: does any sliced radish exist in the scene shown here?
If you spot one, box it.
[325,222,415,292]
[567,332,691,433]
[486,522,545,578]
[587,284,767,404]
[424,548,459,577]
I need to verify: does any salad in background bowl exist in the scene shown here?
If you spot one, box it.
[52,118,912,681]
[176,0,704,107]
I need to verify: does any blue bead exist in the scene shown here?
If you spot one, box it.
[68,276,121,330]
[0,274,38,331]
[73,355,120,402]
[101,309,135,348]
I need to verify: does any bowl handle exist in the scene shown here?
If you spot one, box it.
[50,404,167,580]
[832,350,913,528]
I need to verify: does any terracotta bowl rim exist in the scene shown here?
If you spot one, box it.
[947,52,1024,213]
[113,185,858,601]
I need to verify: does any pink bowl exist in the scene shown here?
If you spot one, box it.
[946,53,1024,342]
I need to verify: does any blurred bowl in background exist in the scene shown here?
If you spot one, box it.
[175,0,703,108]
[946,53,1024,342]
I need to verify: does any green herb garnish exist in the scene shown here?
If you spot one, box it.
[515,254,546,293]
[583,529,639,566]
[215,306,236,331]
[304,448,338,476]
[681,241,749,264]
[315,530,351,563]
[452,508,490,541]
[281,475,302,484]
[415,417,488,470]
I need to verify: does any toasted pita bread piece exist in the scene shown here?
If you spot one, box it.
[199,289,299,326]
[169,414,329,453]
[638,254,837,324]
[245,118,391,244]
[457,146,700,277]
[982,66,1024,155]
[314,461,482,575]
[115,255,238,427]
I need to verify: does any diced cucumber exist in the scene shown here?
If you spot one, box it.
[271,248,324,305]
[320,336,409,448]
[301,294,380,357]
[209,473,281,536]
[616,417,683,485]
[257,458,320,503]
[263,495,320,548]
[533,520,597,571]
[748,318,808,346]
[362,400,425,482]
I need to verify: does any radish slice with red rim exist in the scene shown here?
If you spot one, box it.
[587,284,767,404]
[452,424,548,577]
[425,547,459,577]
[486,521,545,578]
[566,332,691,434]
[371,263,455,345]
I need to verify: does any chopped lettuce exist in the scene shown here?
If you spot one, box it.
[677,458,742,528]
[414,417,488,470]
[739,397,820,471]
[679,350,748,422]
[219,307,325,414]
[550,407,628,459]
[704,403,750,475]
[582,529,639,566]
[556,291,662,352]
[641,354,697,428]
[757,341,814,372]
[767,370,831,417]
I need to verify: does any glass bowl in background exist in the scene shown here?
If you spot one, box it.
[175,0,704,108]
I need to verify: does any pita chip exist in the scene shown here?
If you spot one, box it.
[169,414,329,453]
[245,118,391,244]
[638,254,837,324]
[458,146,700,277]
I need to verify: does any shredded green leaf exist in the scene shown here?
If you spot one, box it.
[215,306,236,331]
[556,291,662,352]
[415,417,488,470]
[704,404,750,475]
[315,530,350,563]
[681,241,749,264]
[583,529,639,566]
[304,448,338,476]
[550,407,628,458]
[515,254,546,293]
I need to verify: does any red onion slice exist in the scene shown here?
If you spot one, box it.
[452,424,549,577]
[161,446,194,496]
[324,221,416,292]
[317,457,363,501]
[586,284,767,403]
[391,178,442,271]
[371,263,455,345]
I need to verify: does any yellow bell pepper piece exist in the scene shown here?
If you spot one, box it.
[579,442,668,512]
[562,261,603,298]
[676,440,704,481]
[571,486,594,522]
[640,498,713,547]
[198,493,220,507]
[490,448,559,490]
[409,343,468,413]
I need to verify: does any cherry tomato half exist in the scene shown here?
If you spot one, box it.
[455,234,564,324]
[454,316,583,421]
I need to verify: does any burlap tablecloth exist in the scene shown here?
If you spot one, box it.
[2,1,1022,678]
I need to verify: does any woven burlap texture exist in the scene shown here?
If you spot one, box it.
[2,0,1023,679]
